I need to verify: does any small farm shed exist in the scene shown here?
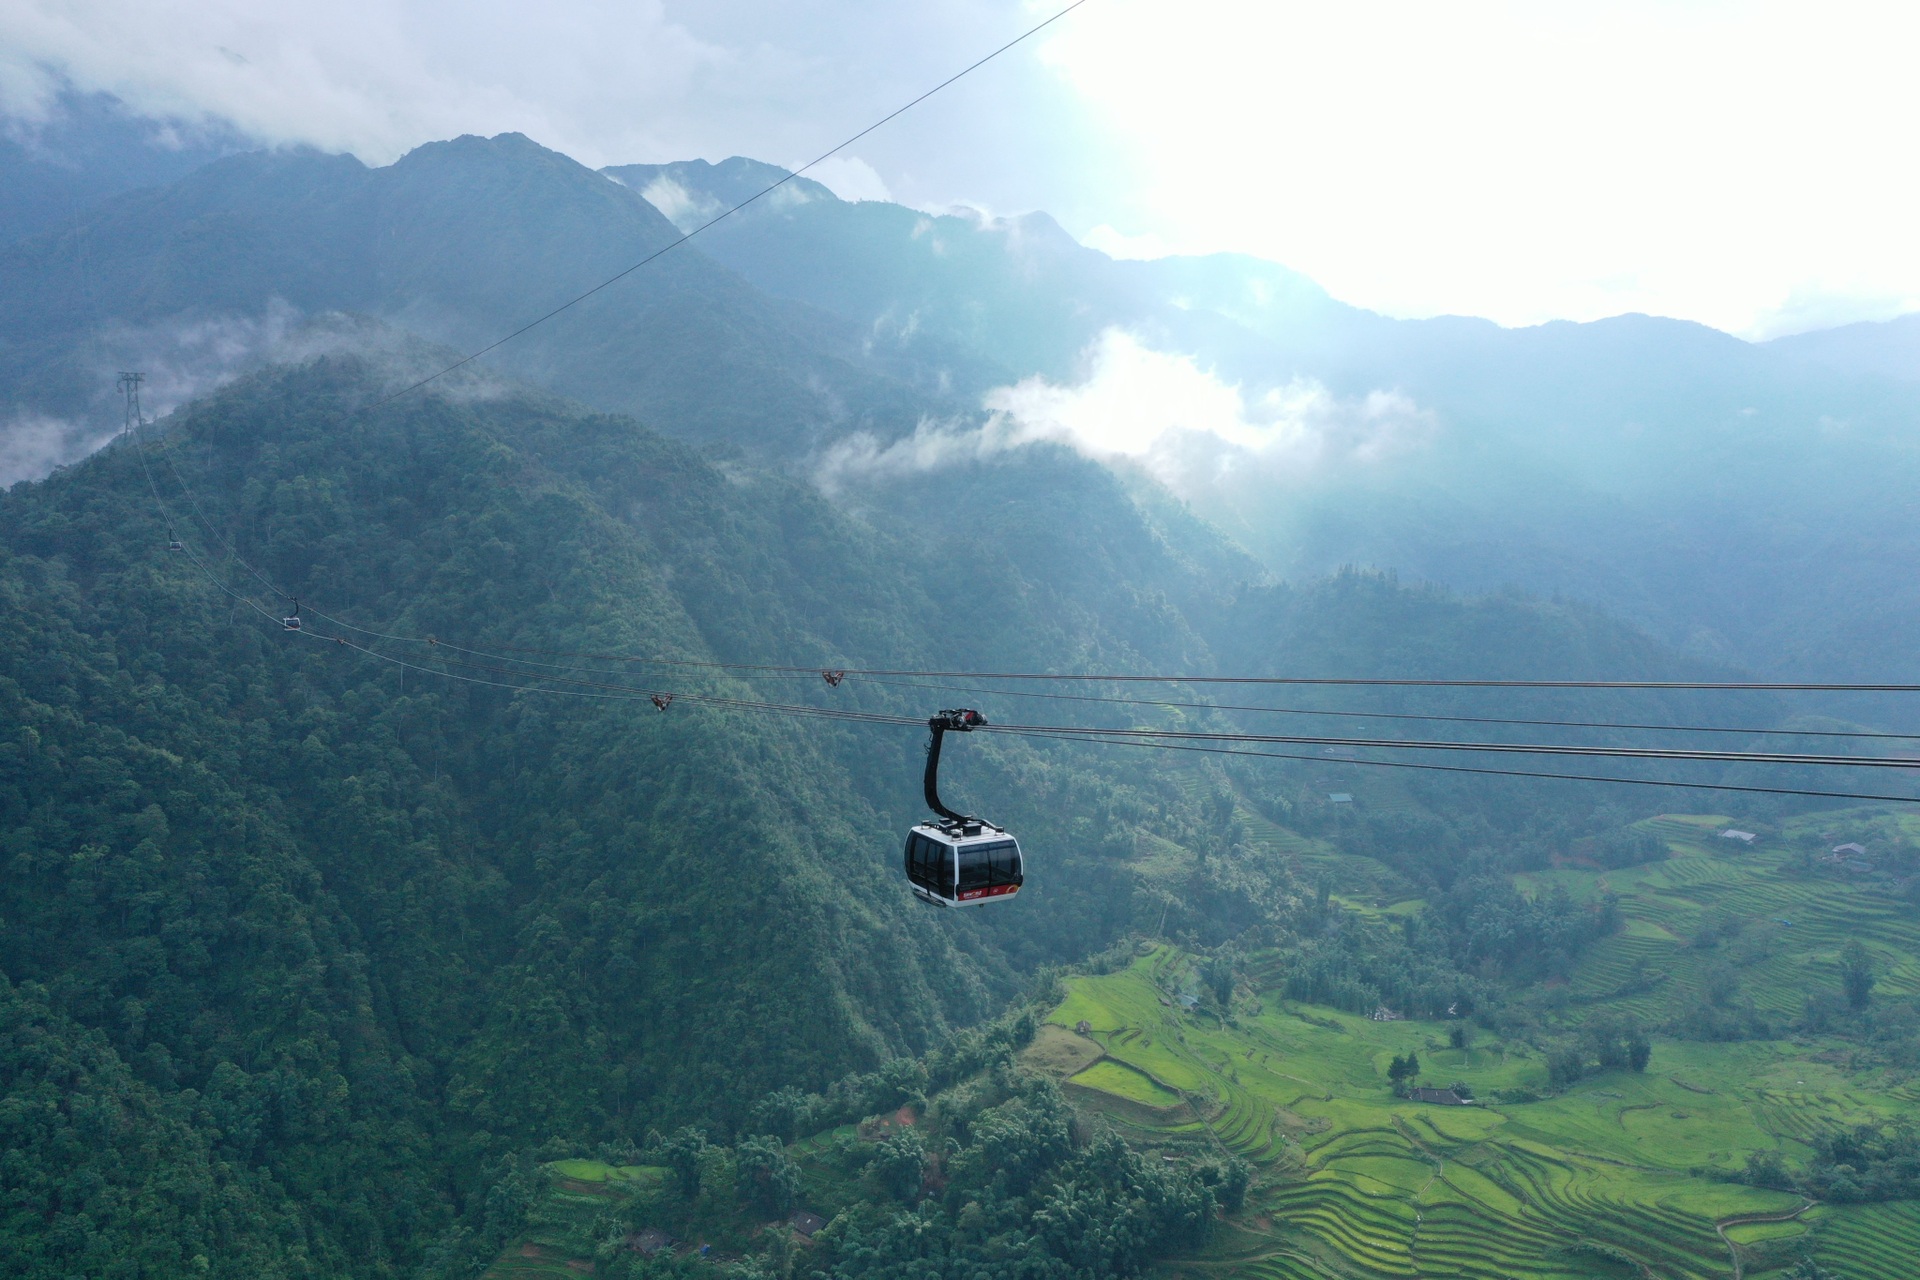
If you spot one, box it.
[1329,793,1354,804]
[628,1229,677,1256]
[1410,1087,1468,1106]
[1720,829,1757,844]
[789,1211,827,1238]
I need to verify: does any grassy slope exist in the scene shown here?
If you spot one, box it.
[1052,817,1920,1280]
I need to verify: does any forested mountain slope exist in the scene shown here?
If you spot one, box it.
[0,342,1822,1277]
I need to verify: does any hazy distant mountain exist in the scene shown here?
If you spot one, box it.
[0,133,972,463]
[0,89,249,246]
[599,157,1920,681]
[1768,313,1920,382]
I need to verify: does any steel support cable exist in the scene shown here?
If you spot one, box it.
[146,587,1920,805]
[210,623,1920,695]
[990,729,1920,807]
[131,450,294,629]
[356,645,1920,742]
[307,629,927,726]
[975,721,1920,770]
[363,0,1094,412]
[205,620,1920,742]
[288,633,1920,802]
[130,428,291,630]
[291,634,1920,806]
[851,675,1920,743]
[150,438,288,603]
[280,637,1920,806]
[283,639,1920,771]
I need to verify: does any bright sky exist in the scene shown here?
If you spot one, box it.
[4,0,1916,337]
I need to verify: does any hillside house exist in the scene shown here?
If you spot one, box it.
[627,1229,677,1257]
[1370,1006,1402,1022]
[1832,842,1867,857]
[788,1211,827,1238]
[1075,1020,1093,1035]
[1410,1087,1468,1106]
[1329,793,1354,805]
[1720,829,1757,844]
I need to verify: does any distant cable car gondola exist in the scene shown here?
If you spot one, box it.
[283,597,302,632]
[903,709,1023,907]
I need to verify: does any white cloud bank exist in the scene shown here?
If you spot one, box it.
[1044,0,1920,338]
[0,0,1083,220]
[818,329,1433,495]
[0,413,116,490]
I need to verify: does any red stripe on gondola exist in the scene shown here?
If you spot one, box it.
[958,884,1020,900]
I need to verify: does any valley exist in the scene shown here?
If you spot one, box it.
[5,90,1920,1280]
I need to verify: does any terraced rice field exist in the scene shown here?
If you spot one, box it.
[1040,943,1913,1279]
[1518,811,1920,1025]
[480,1161,665,1280]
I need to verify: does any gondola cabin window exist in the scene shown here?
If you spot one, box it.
[905,831,952,897]
[957,841,1020,898]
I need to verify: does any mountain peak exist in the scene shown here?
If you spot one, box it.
[602,157,837,232]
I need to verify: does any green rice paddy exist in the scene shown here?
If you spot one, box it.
[1052,805,1920,1274]
[1070,1058,1186,1108]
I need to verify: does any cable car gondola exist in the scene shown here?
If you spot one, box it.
[903,709,1023,907]
[283,597,302,632]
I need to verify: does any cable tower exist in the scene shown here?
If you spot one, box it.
[116,371,145,437]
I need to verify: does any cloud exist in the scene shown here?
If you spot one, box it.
[805,155,891,203]
[634,174,724,233]
[1,304,514,488]
[814,413,1030,493]
[986,330,1433,483]
[0,0,1102,225]
[816,328,1434,495]
[0,302,313,488]
[89,301,307,419]
[0,412,116,489]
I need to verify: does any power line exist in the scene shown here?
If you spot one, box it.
[364,0,1094,411]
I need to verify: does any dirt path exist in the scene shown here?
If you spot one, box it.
[1715,1198,1814,1280]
